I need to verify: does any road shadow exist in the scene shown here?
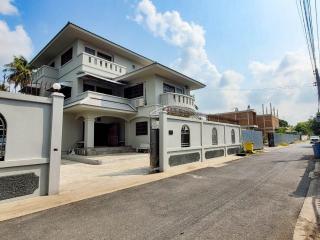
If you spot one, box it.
[289,155,315,198]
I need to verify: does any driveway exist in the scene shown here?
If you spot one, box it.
[0,143,314,240]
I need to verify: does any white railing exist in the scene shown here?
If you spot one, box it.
[32,65,59,82]
[160,92,196,110]
[64,91,134,108]
[79,52,127,77]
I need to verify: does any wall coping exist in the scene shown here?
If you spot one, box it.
[0,92,52,104]
[0,158,49,169]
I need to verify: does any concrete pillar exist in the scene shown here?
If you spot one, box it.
[84,116,95,148]
[159,111,168,172]
[125,120,130,146]
[48,92,64,195]
[200,121,205,162]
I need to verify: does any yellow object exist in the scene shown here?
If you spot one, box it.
[243,142,254,153]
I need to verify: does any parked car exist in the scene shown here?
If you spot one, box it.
[310,136,320,144]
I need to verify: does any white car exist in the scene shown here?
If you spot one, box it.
[310,136,320,144]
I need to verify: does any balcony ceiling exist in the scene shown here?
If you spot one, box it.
[115,63,206,90]
[30,22,153,68]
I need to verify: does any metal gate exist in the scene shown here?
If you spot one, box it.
[150,118,160,170]
[0,113,6,161]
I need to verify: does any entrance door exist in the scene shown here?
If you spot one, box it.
[107,123,119,146]
[94,123,108,146]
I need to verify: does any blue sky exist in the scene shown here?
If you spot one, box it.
[0,0,317,124]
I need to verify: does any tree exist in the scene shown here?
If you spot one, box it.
[279,119,289,128]
[3,56,33,91]
[294,121,312,135]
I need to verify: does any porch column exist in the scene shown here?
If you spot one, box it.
[84,116,95,148]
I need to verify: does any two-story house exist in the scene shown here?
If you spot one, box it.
[30,22,205,154]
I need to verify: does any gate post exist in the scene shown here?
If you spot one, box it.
[48,92,64,195]
[159,111,168,172]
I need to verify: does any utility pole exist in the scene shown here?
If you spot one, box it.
[315,68,320,112]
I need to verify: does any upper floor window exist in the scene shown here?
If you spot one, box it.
[231,129,236,144]
[212,127,218,145]
[181,125,190,147]
[0,113,6,161]
[124,84,143,99]
[97,52,112,62]
[61,47,73,66]
[176,87,184,94]
[163,83,175,93]
[85,46,95,56]
[136,121,148,136]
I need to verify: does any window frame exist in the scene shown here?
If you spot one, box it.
[97,51,113,62]
[85,46,96,56]
[212,127,218,145]
[124,83,143,99]
[60,47,73,67]
[181,125,190,147]
[136,121,148,136]
[0,113,6,161]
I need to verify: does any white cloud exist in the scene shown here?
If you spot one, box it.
[0,0,18,15]
[132,0,316,124]
[0,20,33,67]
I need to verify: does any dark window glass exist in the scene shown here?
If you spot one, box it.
[181,125,190,147]
[60,86,72,99]
[231,129,236,144]
[124,84,143,99]
[97,52,112,61]
[163,83,175,93]
[96,87,112,95]
[49,61,55,68]
[176,87,184,94]
[136,121,148,136]
[212,127,218,145]
[83,84,95,92]
[85,47,95,55]
[61,48,73,66]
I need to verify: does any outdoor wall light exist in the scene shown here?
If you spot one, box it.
[52,83,61,92]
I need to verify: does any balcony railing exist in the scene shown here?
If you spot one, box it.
[31,65,59,82]
[79,52,127,78]
[160,92,196,110]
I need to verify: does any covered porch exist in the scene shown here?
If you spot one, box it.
[63,92,137,154]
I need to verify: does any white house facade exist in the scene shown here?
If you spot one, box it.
[29,22,206,155]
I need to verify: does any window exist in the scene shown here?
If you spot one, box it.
[231,129,236,144]
[96,87,112,95]
[0,113,6,161]
[97,52,112,61]
[176,87,184,94]
[163,83,175,93]
[61,48,73,66]
[212,127,218,145]
[83,84,95,92]
[85,46,95,55]
[124,84,143,99]
[60,86,72,99]
[136,121,148,136]
[181,125,190,147]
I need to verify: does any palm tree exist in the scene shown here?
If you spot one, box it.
[0,73,8,92]
[3,56,33,92]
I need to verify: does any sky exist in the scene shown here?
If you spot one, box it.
[0,0,317,124]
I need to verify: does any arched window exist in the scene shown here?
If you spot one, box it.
[181,125,190,147]
[0,113,6,161]
[212,127,218,145]
[231,129,236,144]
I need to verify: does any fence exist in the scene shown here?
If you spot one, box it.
[0,91,64,201]
[241,129,263,150]
[154,111,242,172]
[268,132,301,147]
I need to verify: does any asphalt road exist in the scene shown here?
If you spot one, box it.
[0,143,314,240]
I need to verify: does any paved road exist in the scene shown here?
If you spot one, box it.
[0,143,314,240]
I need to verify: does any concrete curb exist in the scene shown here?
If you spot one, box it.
[293,161,320,240]
[62,155,102,165]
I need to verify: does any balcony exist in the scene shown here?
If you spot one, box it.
[64,91,136,115]
[78,53,127,79]
[160,92,196,110]
[31,65,59,82]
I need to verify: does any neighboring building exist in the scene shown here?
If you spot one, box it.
[207,108,258,128]
[256,114,280,137]
[29,22,205,154]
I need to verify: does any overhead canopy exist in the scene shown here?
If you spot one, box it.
[30,22,153,68]
[114,63,206,90]
[77,72,126,86]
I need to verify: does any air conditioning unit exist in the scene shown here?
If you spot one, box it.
[135,98,144,107]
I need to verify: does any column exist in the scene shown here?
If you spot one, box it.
[48,92,64,195]
[84,116,95,148]
[159,111,168,172]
